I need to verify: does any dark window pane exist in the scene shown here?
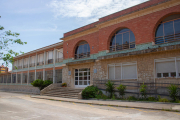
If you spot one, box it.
[88,81,90,85]
[79,81,83,85]
[123,32,129,44]
[155,24,164,37]
[157,73,161,78]
[84,44,88,53]
[163,73,169,77]
[84,81,87,85]
[75,81,78,85]
[174,19,180,34]
[84,76,87,80]
[75,69,78,72]
[110,36,116,46]
[78,45,83,54]
[130,31,135,42]
[79,72,83,76]
[171,72,176,77]
[79,77,83,80]
[164,21,174,36]
[116,34,122,45]
[75,73,78,76]
[75,77,78,80]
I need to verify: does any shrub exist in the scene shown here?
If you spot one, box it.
[127,96,137,101]
[168,84,179,101]
[82,86,102,99]
[105,80,115,98]
[117,84,126,98]
[159,98,169,102]
[140,83,147,99]
[148,96,156,101]
[31,79,52,90]
[96,94,108,100]
[62,82,67,87]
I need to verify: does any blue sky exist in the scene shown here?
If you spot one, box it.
[0,0,148,70]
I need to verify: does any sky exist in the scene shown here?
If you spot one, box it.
[0,0,148,70]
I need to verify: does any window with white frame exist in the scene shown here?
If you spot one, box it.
[30,56,35,67]
[108,62,137,80]
[155,57,180,78]
[56,48,63,63]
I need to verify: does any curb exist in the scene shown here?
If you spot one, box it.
[31,96,180,112]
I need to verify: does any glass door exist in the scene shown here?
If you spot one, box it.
[75,68,90,87]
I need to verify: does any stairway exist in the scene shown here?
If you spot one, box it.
[41,87,83,99]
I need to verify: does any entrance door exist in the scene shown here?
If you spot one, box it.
[75,68,90,87]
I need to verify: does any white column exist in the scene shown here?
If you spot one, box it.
[44,51,46,65]
[53,67,55,83]
[43,69,45,81]
[53,48,56,65]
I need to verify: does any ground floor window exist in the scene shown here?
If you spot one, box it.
[0,76,3,83]
[75,68,90,86]
[108,62,137,80]
[155,57,180,78]
[7,75,11,83]
[45,70,53,82]
[29,72,35,83]
[36,71,43,80]
[17,74,21,83]
[12,74,16,83]
[22,73,27,83]
[55,69,62,83]
[4,76,7,83]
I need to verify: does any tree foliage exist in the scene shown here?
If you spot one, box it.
[0,16,27,66]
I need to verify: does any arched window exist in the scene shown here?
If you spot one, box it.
[110,28,135,52]
[75,41,90,59]
[155,14,180,44]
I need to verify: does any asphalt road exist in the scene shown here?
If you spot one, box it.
[0,91,180,120]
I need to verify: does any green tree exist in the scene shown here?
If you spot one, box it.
[0,16,27,66]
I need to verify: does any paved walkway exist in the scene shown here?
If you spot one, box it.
[31,95,180,111]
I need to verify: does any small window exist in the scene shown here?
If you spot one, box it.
[157,73,161,78]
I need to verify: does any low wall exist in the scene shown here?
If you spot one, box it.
[0,84,40,94]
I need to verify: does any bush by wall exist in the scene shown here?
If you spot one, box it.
[82,85,102,99]
[31,79,53,90]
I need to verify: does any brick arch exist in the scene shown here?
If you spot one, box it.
[107,27,136,50]
[72,40,91,58]
[153,12,180,42]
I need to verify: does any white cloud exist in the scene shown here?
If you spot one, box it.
[49,0,149,23]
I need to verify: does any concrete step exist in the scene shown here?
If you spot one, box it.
[44,94,78,99]
[43,92,79,96]
[45,89,82,93]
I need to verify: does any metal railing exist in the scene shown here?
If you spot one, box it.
[74,52,90,59]
[17,66,22,69]
[56,58,63,63]
[29,63,35,67]
[155,33,180,44]
[23,64,28,68]
[93,79,180,97]
[37,61,44,66]
[45,59,53,64]
[109,41,135,52]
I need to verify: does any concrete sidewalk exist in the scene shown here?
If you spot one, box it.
[31,95,180,111]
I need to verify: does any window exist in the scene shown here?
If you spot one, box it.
[110,28,135,52]
[17,74,21,83]
[30,56,35,67]
[22,73,27,83]
[45,70,53,82]
[155,14,180,44]
[75,41,90,59]
[46,51,53,64]
[108,62,137,80]
[23,58,28,68]
[155,57,180,78]
[55,69,62,83]
[18,59,22,69]
[36,71,43,80]
[37,53,44,66]
[29,72,35,83]
[7,75,11,83]
[12,74,16,83]
[56,48,63,63]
